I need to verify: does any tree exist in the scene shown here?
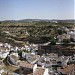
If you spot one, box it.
[57,29,63,35]
[70,38,74,42]
[18,51,22,57]
[63,39,70,43]
[50,39,56,45]
[37,49,45,56]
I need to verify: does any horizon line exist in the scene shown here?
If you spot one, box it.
[0,18,75,21]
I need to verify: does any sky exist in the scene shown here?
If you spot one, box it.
[0,0,74,21]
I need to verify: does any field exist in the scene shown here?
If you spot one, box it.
[0,20,75,55]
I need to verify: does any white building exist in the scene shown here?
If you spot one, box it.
[0,51,9,59]
[0,43,3,47]
[57,33,70,42]
[68,28,75,41]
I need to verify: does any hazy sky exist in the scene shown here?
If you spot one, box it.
[0,0,74,21]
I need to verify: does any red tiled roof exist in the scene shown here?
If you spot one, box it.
[59,64,75,74]
[33,68,45,75]
[20,61,33,68]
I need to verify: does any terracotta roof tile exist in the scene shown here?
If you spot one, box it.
[33,68,45,75]
[59,64,75,74]
[20,61,33,68]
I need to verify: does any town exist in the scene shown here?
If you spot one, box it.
[0,20,75,75]
[0,0,74,75]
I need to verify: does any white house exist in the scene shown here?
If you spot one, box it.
[25,45,31,51]
[0,51,9,59]
[7,54,19,66]
[22,52,28,58]
[33,64,49,75]
[10,46,19,52]
[57,33,70,42]
[0,43,3,47]
[69,31,75,41]
[0,69,4,75]
[67,28,75,41]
